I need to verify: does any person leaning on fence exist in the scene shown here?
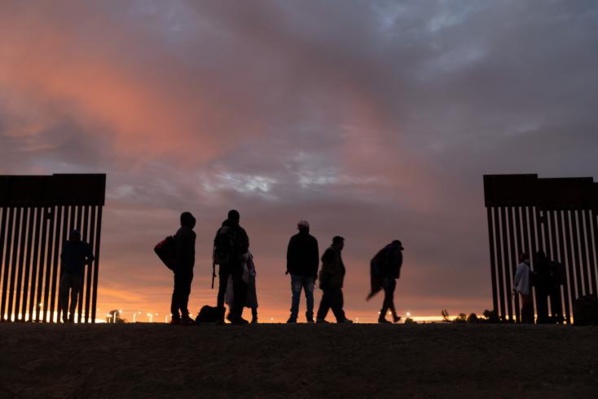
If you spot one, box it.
[367,240,404,324]
[59,229,95,323]
[513,252,533,324]
[316,236,352,324]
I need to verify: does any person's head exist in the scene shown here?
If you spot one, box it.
[519,252,530,263]
[297,220,309,233]
[535,250,546,260]
[227,209,240,226]
[180,212,196,229]
[391,240,404,251]
[70,229,81,242]
[332,235,345,250]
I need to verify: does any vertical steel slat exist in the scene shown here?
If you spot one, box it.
[82,206,92,323]
[0,207,13,321]
[578,210,591,296]
[28,207,42,321]
[7,207,23,321]
[570,211,584,297]
[487,207,499,317]
[555,211,571,324]
[43,206,57,322]
[497,207,508,321]
[36,208,50,323]
[505,206,516,321]
[562,211,578,306]
[21,207,35,320]
[91,206,103,324]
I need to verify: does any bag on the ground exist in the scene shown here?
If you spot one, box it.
[573,295,598,326]
[195,305,225,324]
[154,236,176,271]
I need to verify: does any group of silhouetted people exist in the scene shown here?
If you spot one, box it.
[56,209,405,324]
[513,251,565,324]
[167,210,405,325]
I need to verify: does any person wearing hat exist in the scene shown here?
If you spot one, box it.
[366,240,404,323]
[285,220,319,323]
[316,236,352,324]
[59,229,95,323]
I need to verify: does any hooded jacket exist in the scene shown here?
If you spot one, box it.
[174,212,196,272]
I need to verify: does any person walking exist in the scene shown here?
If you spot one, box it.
[286,220,319,323]
[367,240,404,324]
[215,210,250,325]
[59,229,95,323]
[513,252,533,323]
[316,236,352,324]
[170,211,196,326]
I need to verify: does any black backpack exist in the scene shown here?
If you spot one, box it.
[213,226,234,265]
[195,305,225,324]
[154,236,176,271]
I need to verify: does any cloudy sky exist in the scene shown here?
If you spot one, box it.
[1,0,597,322]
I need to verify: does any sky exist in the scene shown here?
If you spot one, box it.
[1,0,597,323]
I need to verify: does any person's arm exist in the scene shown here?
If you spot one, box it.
[286,237,294,274]
[312,239,319,280]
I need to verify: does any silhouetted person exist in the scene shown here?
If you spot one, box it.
[225,251,259,323]
[59,229,95,323]
[534,251,552,324]
[214,220,232,317]
[316,236,352,324]
[513,252,533,323]
[286,220,319,323]
[245,251,259,323]
[215,210,250,325]
[170,211,196,326]
[367,240,404,323]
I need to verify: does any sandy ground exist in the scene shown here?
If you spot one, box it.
[0,323,597,399]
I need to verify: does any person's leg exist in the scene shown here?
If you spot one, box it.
[520,293,534,324]
[171,272,182,321]
[217,267,230,309]
[549,285,563,323]
[305,277,315,322]
[385,279,399,321]
[180,271,194,320]
[289,274,301,322]
[535,286,549,323]
[231,265,248,323]
[59,273,70,323]
[316,290,330,322]
[330,289,347,323]
[69,273,83,322]
[251,307,258,324]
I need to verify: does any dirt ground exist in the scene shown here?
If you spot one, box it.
[0,323,597,399]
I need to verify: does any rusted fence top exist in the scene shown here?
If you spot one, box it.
[484,174,598,210]
[0,174,106,207]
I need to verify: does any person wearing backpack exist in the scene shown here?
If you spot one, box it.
[170,211,196,326]
[286,220,319,323]
[214,210,250,325]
